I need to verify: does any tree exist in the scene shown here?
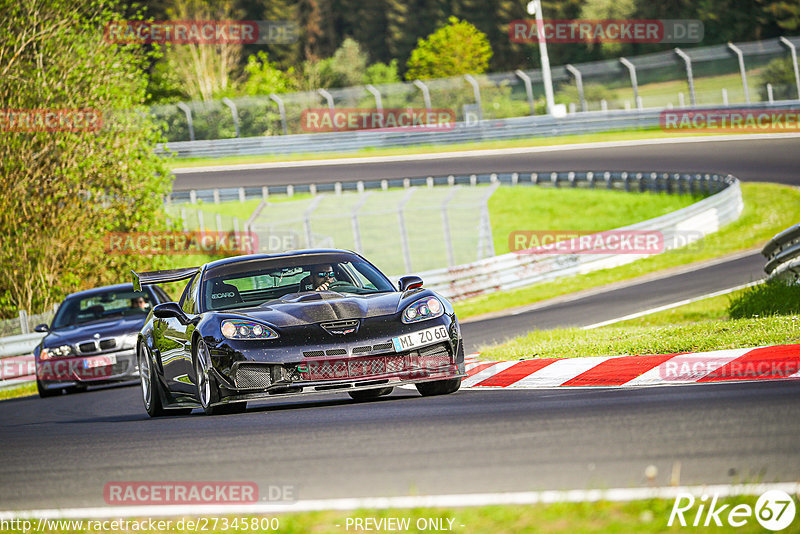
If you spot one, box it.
[759,56,800,100]
[364,60,400,85]
[241,52,296,95]
[0,0,172,317]
[405,16,492,80]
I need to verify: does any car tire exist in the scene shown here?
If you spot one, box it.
[348,387,393,401]
[139,343,191,417]
[195,339,246,416]
[36,379,61,398]
[415,377,461,397]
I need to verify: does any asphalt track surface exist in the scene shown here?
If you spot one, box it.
[172,137,800,190]
[1,379,799,511]
[2,136,798,513]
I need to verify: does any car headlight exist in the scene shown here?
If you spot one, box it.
[40,345,73,360]
[402,297,444,323]
[221,319,278,340]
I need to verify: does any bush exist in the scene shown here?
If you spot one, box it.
[406,17,492,80]
[758,57,799,101]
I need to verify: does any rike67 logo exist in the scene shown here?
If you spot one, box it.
[669,490,796,531]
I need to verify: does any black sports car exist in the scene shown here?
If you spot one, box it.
[34,283,171,397]
[133,249,465,416]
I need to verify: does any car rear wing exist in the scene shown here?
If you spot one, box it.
[131,267,200,291]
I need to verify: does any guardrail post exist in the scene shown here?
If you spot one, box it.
[674,48,696,107]
[176,102,195,141]
[365,84,383,113]
[262,186,269,200]
[463,74,482,121]
[397,188,416,272]
[412,80,432,112]
[514,70,536,116]
[238,187,246,203]
[221,97,240,138]
[722,88,729,105]
[269,93,288,135]
[213,189,220,204]
[189,190,197,204]
[565,64,587,112]
[727,43,750,103]
[767,83,774,103]
[619,58,641,110]
[779,37,800,100]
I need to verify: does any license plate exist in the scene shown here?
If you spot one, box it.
[83,354,116,369]
[392,325,449,352]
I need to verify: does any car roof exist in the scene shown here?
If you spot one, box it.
[203,249,359,270]
[65,283,144,299]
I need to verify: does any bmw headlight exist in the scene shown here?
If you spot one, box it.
[402,297,444,324]
[40,345,73,360]
[221,319,278,340]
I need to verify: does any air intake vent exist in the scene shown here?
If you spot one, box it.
[99,339,116,350]
[78,342,97,353]
[234,364,273,389]
[303,350,325,358]
[325,348,347,356]
[352,345,372,354]
[372,342,393,352]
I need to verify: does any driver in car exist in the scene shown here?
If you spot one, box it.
[301,264,336,291]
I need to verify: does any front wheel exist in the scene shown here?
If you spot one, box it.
[195,339,246,416]
[416,377,461,397]
[139,343,190,417]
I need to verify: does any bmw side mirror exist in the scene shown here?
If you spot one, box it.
[398,275,423,292]
[34,324,49,333]
[153,302,190,324]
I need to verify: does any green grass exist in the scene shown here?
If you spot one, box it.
[477,284,800,361]
[455,182,800,320]
[5,497,784,533]
[166,129,750,169]
[729,280,800,319]
[0,382,36,401]
[489,187,701,255]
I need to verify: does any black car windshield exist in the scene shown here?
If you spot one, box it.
[51,289,152,329]
[203,256,394,311]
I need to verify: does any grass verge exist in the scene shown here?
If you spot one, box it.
[5,497,782,533]
[166,129,753,169]
[0,382,36,401]
[456,182,800,320]
[477,284,800,361]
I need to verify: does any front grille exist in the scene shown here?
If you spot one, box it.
[303,350,325,358]
[352,345,372,354]
[99,339,116,350]
[79,342,96,353]
[418,343,451,369]
[373,342,393,351]
[234,364,273,389]
[320,319,359,335]
[304,354,407,381]
[325,348,347,356]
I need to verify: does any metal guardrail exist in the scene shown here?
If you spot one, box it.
[159,101,800,159]
[0,333,44,359]
[415,174,743,300]
[762,223,800,283]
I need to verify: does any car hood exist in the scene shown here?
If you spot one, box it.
[224,291,404,327]
[44,315,148,346]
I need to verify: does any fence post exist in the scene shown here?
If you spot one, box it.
[317,89,335,131]
[303,196,323,248]
[216,214,223,235]
[565,64,587,112]
[514,70,536,116]
[180,208,188,232]
[674,48,696,107]
[19,310,29,335]
[213,189,220,204]
[619,58,641,109]
[365,84,383,112]
[269,93,288,135]
[779,37,800,100]
[463,74,482,121]
[397,188,416,273]
[476,183,499,259]
[722,88,729,105]
[767,83,774,103]
[412,80,432,112]
[441,186,459,266]
[176,102,195,141]
[197,210,205,237]
[727,42,750,104]
[350,192,372,254]
[221,97,240,138]
[189,190,197,204]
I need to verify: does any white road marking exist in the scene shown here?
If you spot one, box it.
[172,133,800,174]
[2,483,798,519]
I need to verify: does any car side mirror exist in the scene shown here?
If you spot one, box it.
[398,275,423,292]
[34,324,49,333]
[153,302,190,324]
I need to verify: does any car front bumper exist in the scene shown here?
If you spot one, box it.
[36,347,139,388]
